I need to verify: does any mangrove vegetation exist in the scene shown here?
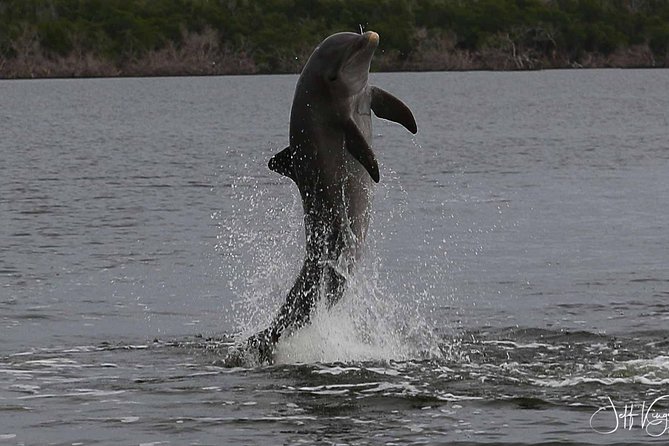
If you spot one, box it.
[1,0,668,78]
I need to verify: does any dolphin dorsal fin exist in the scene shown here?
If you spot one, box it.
[268,146,297,183]
[371,86,418,134]
[344,119,379,183]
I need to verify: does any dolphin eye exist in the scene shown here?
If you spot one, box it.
[328,73,338,82]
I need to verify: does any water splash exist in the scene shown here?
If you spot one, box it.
[214,167,302,339]
[215,153,443,365]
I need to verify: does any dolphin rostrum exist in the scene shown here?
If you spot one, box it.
[244,31,417,363]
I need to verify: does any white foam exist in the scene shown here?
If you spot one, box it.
[273,296,416,364]
[23,358,80,367]
[531,376,632,387]
[298,383,379,392]
[17,389,126,400]
[482,340,561,350]
[436,393,484,401]
[120,416,139,423]
[313,366,361,375]
[624,355,669,370]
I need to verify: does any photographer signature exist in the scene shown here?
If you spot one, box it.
[590,395,669,437]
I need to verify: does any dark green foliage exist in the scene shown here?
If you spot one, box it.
[37,19,71,55]
[1,0,669,76]
[649,22,669,55]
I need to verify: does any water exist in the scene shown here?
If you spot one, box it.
[1,70,668,445]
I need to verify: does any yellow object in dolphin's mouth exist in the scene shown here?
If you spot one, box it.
[365,31,379,45]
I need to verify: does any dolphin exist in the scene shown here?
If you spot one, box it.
[244,31,417,364]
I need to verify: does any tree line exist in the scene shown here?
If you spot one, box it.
[1,0,668,78]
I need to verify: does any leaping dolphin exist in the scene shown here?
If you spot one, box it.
[244,31,417,364]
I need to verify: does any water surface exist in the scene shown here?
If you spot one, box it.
[1,70,669,445]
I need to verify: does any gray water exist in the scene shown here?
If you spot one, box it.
[1,70,669,445]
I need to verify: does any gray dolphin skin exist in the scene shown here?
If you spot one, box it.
[245,31,417,363]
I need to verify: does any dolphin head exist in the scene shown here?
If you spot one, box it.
[305,31,379,96]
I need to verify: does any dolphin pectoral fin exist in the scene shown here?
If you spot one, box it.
[371,86,418,134]
[268,146,297,183]
[344,119,380,183]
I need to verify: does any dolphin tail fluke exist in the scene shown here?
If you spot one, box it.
[224,328,276,366]
[268,146,297,183]
[370,86,418,134]
[245,328,275,364]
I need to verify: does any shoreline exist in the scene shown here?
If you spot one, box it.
[2,64,667,82]
[2,33,665,81]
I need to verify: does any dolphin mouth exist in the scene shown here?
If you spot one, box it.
[365,31,379,46]
[342,31,378,70]
[358,31,379,52]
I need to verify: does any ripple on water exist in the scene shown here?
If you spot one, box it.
[1,328,668,444]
